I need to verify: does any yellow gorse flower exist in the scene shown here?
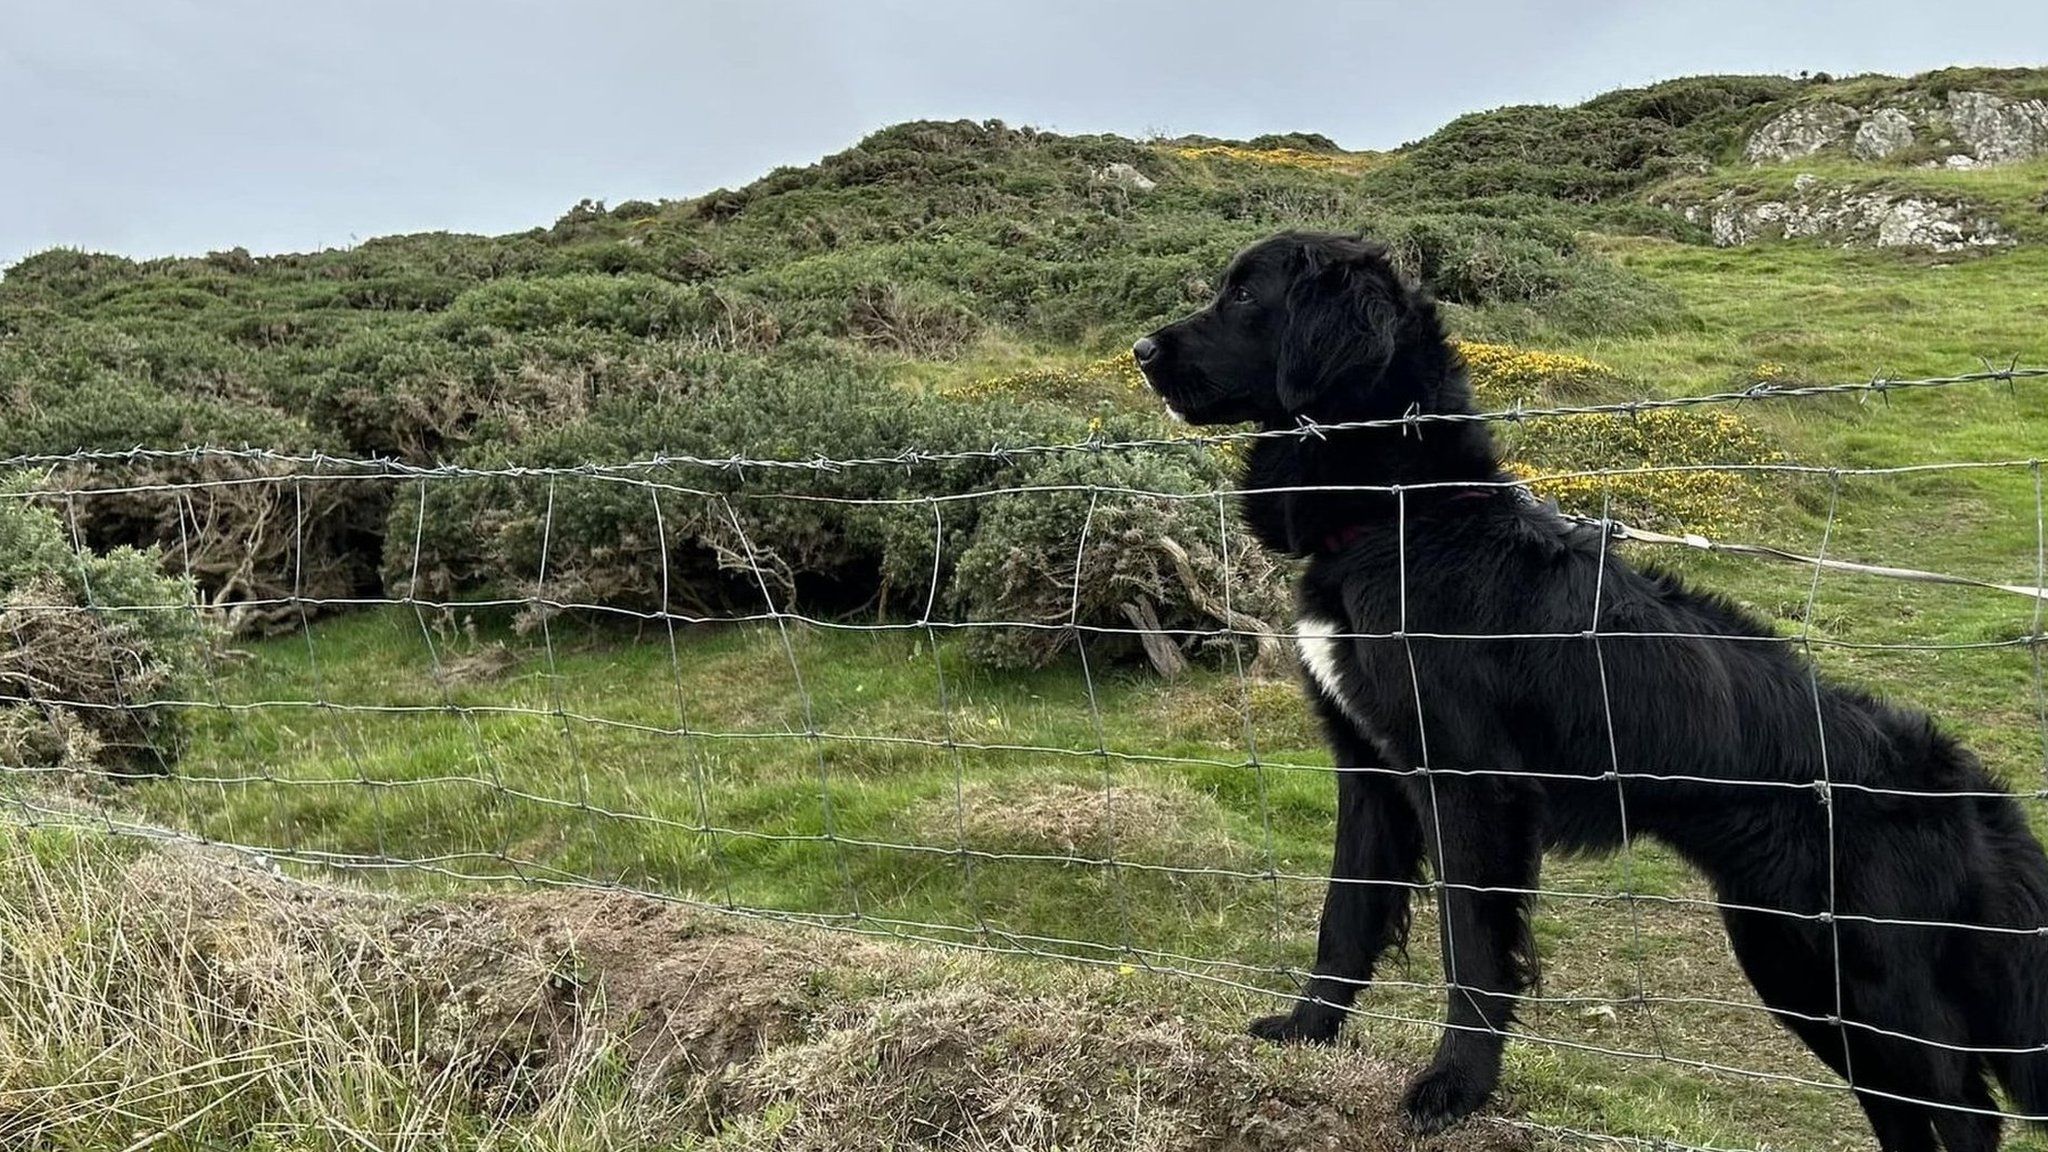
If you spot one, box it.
[1454,341,1618,406]
[1464,344,1779,536]
[1171,145,1383,174]
[945,354,1148,403]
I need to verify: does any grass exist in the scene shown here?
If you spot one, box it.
[95,614,2040,1149]
[0,825,704,1151]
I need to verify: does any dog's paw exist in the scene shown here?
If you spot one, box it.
[1400,1062,1489,1134]
[1247,1010,1340,1045]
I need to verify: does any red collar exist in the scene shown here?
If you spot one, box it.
[1320,523,1373,553]
[1317,489,1493,554]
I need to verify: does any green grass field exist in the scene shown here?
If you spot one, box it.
[44,236,2039,1150]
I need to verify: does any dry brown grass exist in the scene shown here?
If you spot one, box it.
[0,825,1530,1152]
[912,779,1247,867]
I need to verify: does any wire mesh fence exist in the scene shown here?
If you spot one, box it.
[4,362,2048,1149]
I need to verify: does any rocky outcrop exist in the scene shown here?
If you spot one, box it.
[1944,90,2048,163]
[1670,184,2011,252]
[1743,102,1858,163]
[1851,108,1916,160]
[1745,89,2048,167]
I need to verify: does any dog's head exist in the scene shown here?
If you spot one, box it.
[1133,231,1427,426]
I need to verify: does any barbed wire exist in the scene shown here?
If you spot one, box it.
[4,361,2048,1149]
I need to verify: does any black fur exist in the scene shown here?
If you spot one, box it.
[1135,231,2048,1150]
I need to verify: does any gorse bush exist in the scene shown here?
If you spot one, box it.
[1460,343,1777,534]
[1580,74,1800,132]
[1,323,383,633]
[1456,341,1620,403]
[952,450,1289,674]
[1382,104,1684,204]
[386,343,1069,623]
[0,476,212,773]
[443,273,705,338]
[1172,144,1383,174]
[944,353,1149,406]
[1503,409,1780,535]
[1380,75,1798,205]
[391,344,1285,674]
[844,280,982,356]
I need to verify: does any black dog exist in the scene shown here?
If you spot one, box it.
[1133,231,2048,1150]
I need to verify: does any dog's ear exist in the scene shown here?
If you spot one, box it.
[1276,243,1401,415]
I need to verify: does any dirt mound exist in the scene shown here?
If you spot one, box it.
[485,889,912,1086]
[106,843,1527,1151]
[722,987,1495,1151]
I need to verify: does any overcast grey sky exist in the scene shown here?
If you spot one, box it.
[6,1,2045,267]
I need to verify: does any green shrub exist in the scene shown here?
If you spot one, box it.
[0,83,1860,667]
[951,449,1289,673]
[443,273,702,337]
[1376,105,1680,204]
[1379,214,1574,306]
[843,281,981,356]
[0,249,141,309]
[1243,131,1343,152]
[1582,75,1799,130]
[302,321,669,460]
[387,342,1282,674]
[0,324,383,635]
[388,344,1071,627]
[0,474,213,773]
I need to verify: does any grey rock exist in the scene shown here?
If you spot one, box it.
[1092,162,1157,192]
[1692,185,2010,252]
[1738,90,2048,167]
[1852,108,1917,160]
[1944,91,2048,164]
[1866,196,2004,249]
[1744,102,1858,164]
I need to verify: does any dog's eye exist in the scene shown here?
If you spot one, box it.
[1228,285,1254,305]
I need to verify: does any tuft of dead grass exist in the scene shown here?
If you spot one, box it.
[720,986,1504,1152]
[913,779,1246,866]
[432,640,518,687]
[1134,676,1322,754]
[0,825,1527,1152]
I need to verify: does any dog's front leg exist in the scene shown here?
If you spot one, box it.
[1402,775,1541,1134]
[1251,699,1423,1044]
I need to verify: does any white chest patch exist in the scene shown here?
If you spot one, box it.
[1296,614,1389,750]
[1295,615,1351,705]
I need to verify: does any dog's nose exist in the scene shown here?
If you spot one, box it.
[1131,337,1159,366]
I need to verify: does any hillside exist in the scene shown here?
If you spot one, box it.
[7,67,2047,636]
[5,66,2048,1152]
